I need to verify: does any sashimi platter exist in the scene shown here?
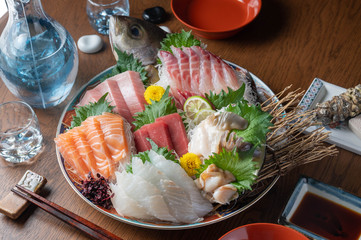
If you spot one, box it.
[55,17,337,229]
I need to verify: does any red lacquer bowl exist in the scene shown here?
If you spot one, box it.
[219,223,308,240]
[171,0,261,39]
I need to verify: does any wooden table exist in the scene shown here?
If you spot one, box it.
[1,0,360,239]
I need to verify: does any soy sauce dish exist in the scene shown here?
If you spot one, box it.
[171,0,261,39]
[279,176,361,240]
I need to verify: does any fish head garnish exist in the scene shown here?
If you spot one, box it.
[109,16,167,65]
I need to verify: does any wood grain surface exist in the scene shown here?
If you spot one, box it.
[1,0,360,239]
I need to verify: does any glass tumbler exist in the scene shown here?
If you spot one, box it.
[0,101,43,165]
[86,0,130,35]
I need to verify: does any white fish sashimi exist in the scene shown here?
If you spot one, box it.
[110,181,154,220]
[114,171,177,222]
[148,150,213,218]
[132,157,201,223]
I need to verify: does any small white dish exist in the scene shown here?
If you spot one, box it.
[299,78,361,155]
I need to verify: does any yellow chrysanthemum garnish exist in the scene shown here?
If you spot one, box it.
[180,153,202,176]
[144,85,165,104]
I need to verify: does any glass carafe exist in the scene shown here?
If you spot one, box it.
[0,0,78,109]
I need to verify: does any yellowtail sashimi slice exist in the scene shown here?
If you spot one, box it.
[114,170,177,222]
[132,157,201,223]
[148,150,213,218]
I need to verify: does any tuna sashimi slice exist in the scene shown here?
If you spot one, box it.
[77,87,103,107]
[96,80,134,124]
[155,113,188,157]
[134,127,151,152]
[108,71,147,116]
[134,121,174,152]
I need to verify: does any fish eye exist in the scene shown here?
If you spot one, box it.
[129,25,142,39]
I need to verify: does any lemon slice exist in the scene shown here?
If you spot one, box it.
[183,96,213,120]
[194,109,216,125]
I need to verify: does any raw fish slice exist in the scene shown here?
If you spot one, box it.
[116,170,177,222]
[140,121,174,151]
[96,112,134,171]
[77,88,103,107]
[209,52,227,93]
[132,158,200,223]
[55,132,89,180]
[158,51,184,104]
[133,127,151,152]
[220,59,239,90]
[71,127,97,176]
[191,46,214,95]
[160,179,202,223]
[148,150,213,218]
[109,71,147,116]
[110,175,155,220]
[183,47,201,93]
[82,117,114,179]
[155,113,189,157]
[96,80,134,125]
[171,46,192,92]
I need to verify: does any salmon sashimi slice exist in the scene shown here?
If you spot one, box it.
[55,113,135,180]
[55,132,91,180]
[96,112,134,170]
[71,126,98,176]
[108,71,147,116]
[96,80,134,125]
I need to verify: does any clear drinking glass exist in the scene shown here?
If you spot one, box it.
[86,0,130,35]
[0,101,43,165]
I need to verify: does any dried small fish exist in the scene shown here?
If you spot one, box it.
[315,84,361,124]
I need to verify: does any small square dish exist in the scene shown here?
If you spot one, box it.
[279,176,361,240]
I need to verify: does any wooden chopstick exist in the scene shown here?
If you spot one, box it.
[12,184,122,240]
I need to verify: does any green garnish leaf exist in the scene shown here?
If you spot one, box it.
[102,47,148,85]
[205,84,246,110]
[197,148,259,191]
[70,93,114,129]
[226,101,273,146]
[133,86,178,130]
[160,30,202,53]
[126,139,177,173]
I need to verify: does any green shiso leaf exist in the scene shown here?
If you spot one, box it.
[205,84,246,110]
[102,47,148,85]
[70,93,114,129]
[225,101,273,146]
[132,86,178,130]
[197,148,259,192]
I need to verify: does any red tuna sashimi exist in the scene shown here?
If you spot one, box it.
[134,127,151,152]
[77,87,103,107]
[134,121,174,152]
[108,71,147,116]
[155,113,189,157]
[96,80,134,124]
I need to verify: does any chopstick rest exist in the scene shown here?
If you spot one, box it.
[0,170,47,219]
